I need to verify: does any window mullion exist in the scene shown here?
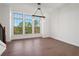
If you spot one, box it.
[32,17,34,34]
[23,13,25,35]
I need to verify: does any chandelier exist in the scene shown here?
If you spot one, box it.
[32,3,45,18]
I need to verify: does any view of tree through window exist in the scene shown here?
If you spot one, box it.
[13,13,23,34]
[13,12,40,35]
[24,15,32,34]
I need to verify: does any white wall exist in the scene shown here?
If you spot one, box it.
[50,4,79,47]
[0,4,5,25]
[0,4,11,42]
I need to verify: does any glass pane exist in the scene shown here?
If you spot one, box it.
[13,13,23,19]
[24,15,32,34]
[34,17,40,33]
[13,13,23,34]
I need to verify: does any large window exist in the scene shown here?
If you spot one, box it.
[13,12,40,35]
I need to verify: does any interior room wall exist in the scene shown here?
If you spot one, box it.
[0,4,10,42]
[0,4,4,25]
[50,4,79,47]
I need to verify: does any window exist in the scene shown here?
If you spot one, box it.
[13,11,40,35]
[24,14,32,34]
[13,13,23,34]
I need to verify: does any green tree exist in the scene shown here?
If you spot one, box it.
[18,22,23,27]
[25,22,32,27]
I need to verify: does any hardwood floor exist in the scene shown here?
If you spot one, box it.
[2,38,79,56]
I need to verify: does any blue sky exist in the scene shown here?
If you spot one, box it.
[14,13,32,26]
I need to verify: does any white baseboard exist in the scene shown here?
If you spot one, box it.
[50,35,79,47]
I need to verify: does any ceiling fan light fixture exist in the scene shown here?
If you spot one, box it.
[32,3,45,18]
[32,15,45,18]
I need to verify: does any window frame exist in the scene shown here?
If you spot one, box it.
[12,11,41,35]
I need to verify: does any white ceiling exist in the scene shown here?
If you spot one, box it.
[0,3,65,16]
[4,3,64,9]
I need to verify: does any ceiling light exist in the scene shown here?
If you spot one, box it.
[32,3,45,18]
